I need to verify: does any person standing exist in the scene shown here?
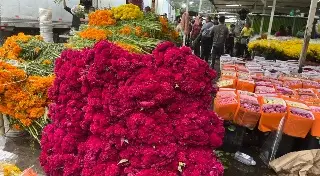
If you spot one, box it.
[200,16,214,63]
[210,16,229,67]
[225,24,236,56]
[63,0,85,31]
[275,25,287,37]
[213,17,219,25]
[239,22,254,58]
[190,16,202,57]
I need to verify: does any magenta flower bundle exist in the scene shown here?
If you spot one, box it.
[40,41,224,176]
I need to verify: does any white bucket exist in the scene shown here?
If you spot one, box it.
[41,32,54,42]
[40,26,53,33]
[39,8,52,22]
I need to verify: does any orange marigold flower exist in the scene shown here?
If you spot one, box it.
[135,26,142,36]
[34,47,41,54]
[119,25,132,35]
[79,28,112,41]
[42,59,52,65]
[89,10,116,26]
[12,124,21,130]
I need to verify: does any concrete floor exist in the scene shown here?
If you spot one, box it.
[2,136,44,175]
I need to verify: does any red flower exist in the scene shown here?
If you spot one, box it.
[40,41,224,176]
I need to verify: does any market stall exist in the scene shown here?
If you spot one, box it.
[215,56,320,155]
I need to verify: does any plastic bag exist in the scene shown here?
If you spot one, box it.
[260,117,286,165]
[237,71,250,80]
[20,166,38,176]
[309,106,320,137]
[275,86,295,97]
[255,86,276,94]
[258,97,287,132]
[283,79,302,89]
[236,79,255,92]
[214,97,238,121]
[283,107,314,138]
[234,95,261,129]
[302,80,320,89]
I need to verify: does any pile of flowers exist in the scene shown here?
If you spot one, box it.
[69,4,180,53]
[88,10,116,26]
[111,4,143,20]
[248,39,320,61]
[0,33,65,141]
[0,61,53,142]
[40,41,224,175]
[0,33,33,61]
[0,33,65,76]
[79,28,112,41]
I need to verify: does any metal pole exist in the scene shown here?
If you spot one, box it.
[267,0,277,35]
[292,17,296,36]
[298,0,318,73]
[260,2,266,35]
[183,0,189,46]
[199,0,202,13]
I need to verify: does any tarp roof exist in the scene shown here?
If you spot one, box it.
[170,0,319,14]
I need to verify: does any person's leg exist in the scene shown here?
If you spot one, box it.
[200,37,206,60]
[244,44,249,58]
[211,45,217,66]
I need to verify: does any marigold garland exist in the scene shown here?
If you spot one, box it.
[88,10,116,26]
[112,4,143,20]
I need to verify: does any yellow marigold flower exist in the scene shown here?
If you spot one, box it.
[3,163,21,176]
[111,4,143,20]
[34,47,41,54]
[42,59,52,65]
